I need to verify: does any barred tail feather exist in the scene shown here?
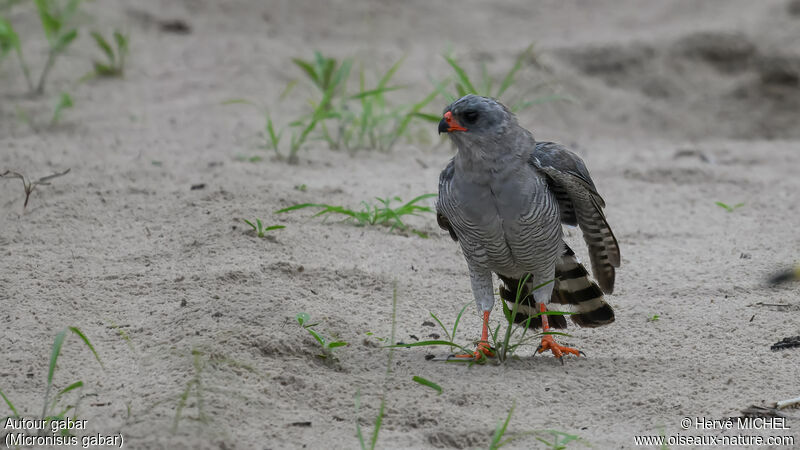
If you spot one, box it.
[498,276,569,329]
[553,245,615,327]
[498,244,614,330]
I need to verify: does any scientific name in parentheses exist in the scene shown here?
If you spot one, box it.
[694,417,790,430]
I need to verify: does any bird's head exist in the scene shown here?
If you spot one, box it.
[438,95,515,143]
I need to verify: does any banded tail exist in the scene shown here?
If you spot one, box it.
[498,244,615,329]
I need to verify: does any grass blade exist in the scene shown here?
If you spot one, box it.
[497,44,533,98]
[51,92,73,125]
[444,54,478,94]
[0,389,19,417]
[412,376,442,395]
[349,85,404,100]
[292,58,320,88]
[428,312,452,342]
[489,401,516,450]
[67,326,103,367]
[53,29,78,53]
[90,31,114,64]
[369,397,385,450]
[384,340,474,355]
[450,301,471,344]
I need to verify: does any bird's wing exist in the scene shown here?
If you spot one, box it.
[436,158,459,242]
[530,142,620,294]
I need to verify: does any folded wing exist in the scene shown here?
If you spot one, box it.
[530,142,621,293]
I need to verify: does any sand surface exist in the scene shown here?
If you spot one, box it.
[2,0,799,449]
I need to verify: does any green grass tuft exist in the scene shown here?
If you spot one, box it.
[442,45,569,112]
[85,30,128,79]
[386,275,573,363]
[242,218,285,238]
[715,201,745,213]
[276,193,435,237]
[296,312,348,358]
[1,326,102,431]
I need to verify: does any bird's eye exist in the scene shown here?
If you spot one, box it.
[462,110,479,125]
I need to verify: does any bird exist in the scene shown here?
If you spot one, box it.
[435,94,620,360]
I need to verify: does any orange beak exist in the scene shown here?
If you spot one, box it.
[438,111,467,134]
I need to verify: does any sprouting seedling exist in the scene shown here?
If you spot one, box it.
[0,15,34,91]
[411,376,442,395]
[386,276,571,363]
[223,97,324,164]
[648,314,661,322]
[241,218,284,238]
[296,312,347,358]
[1,327,103,432]
[428,300,471,351]
[533,430,589,449]
[41,326,102,425]
[292,51,353,97]
[1,0,85,95]
[443,45,569,112]
[715,201,745,213]
[0,168,70,210]
[51,92,73,125]
[354,390,384,450]
[489,401,517,449]
[276,193,436,237]
[492,276,572,362]
[32,0,81,94]
[87,30,128,78]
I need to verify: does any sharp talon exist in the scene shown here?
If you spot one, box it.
[579,350,586,357]
[538,334,581,360]
[560,357,565,366]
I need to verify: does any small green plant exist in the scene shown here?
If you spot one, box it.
[0,326,102,431]
[276,193,435,237]
[493,277,572,362]
[533,430,589,449]
[386,276,570,363]
[172,349,262,433]
[442,45,567,112]
[86,30,128,78]
[488,402,589,450]
[354,390,384,450]
[296,312,347,358]
[0,168,70,210]
[411,376,442,395]
[172,349,209,432]
[31,0,82,94]
[242,218,285,238]
[51,91,73,125]
[0,15,33,88]
[428,300,471,351]
[489,402,518,449]
[227,51,444,163]
[715,201,745,213]
[648,314,661,322]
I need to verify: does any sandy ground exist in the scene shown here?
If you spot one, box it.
[2,0,800,449]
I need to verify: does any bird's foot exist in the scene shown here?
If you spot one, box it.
[537,334,581,362]
[453,341,495,360]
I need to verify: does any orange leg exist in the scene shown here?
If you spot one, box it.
[537,303,581,360]
[454,310,495,360]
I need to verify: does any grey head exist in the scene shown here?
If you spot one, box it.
[437,95,519,146]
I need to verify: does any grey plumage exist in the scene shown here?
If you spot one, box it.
[436,95,619,329]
